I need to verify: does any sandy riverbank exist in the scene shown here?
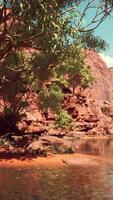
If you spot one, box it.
[0,154,75,168]
[0,153,104,168]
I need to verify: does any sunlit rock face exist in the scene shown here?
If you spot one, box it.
[77,50,113,135]
[62,50,113,136]
[85,50,113,106]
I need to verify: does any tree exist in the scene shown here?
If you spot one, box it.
[0,0,113,61]
[78,31,108,52]
[0,0,112,128]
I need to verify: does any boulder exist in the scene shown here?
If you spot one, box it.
[47,128,66,137]
[26,110,43,122]
[16,120,27,131]
[25,122,47,134]
[27,140,46,154]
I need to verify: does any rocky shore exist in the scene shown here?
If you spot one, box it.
[0,50,113,157]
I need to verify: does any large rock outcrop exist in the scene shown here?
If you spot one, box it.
[0,49,113,156]
[74,50,113,135]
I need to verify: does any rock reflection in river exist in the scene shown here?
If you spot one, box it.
[77,137,113,158]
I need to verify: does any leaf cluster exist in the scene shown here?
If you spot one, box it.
[39,84,64,113]
[0,0,111,128]
[55,110,74,129]
[79,31,108,52]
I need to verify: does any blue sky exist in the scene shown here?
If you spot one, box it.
[94,13,113,67]
[79,0,113,67]
[96,16,113,67]
[96,16,113,57]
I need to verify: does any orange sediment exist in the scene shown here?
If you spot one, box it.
[0,153,106,168]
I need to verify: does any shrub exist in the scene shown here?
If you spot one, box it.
[55,110,74,129]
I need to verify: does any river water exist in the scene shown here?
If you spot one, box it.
[1,137,113,200]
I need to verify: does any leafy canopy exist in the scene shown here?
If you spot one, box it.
[0,0,113,127]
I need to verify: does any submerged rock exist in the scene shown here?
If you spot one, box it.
[62,157,99,166]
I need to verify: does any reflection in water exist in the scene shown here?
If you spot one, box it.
[78,137,113,157]
[1,138,113,199]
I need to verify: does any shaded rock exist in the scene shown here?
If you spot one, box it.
[47,128,66,137]
[101,105,113,118]
[67,107,78,118]
[27,140,46,154]
[40,136,75,153]
[25,122,47,134]
[62,86,72,93]
[84,115,99,123]
[16,120,27,131]
[46,110,57,120]
[11,135,29,147]
[1,141,15,152]
[40,136,63,144]
[12,148,25,154]
[11,135,24,142]
[72,131,86,138]
[76,122,96,132]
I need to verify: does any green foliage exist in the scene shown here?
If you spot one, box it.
[0,138,4,146]
[0,0,111,60]
[55,110,74,128]
[57,44,93,92]
[64,146,74,154]
[0,0,110,130]
[79,31,108,52]
[39,84,64,112]
[104,0,113,7]
[28,52,56,82]
[0,0,77,59]
[81,66,94,87]
[0,51,28,117]
[50,142,74,154]
[51,142,62,154]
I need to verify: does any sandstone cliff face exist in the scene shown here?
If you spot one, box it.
[75,50,113,135]
[85,50,113,106]
[18,50,113,137]
[0,50,113,155]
